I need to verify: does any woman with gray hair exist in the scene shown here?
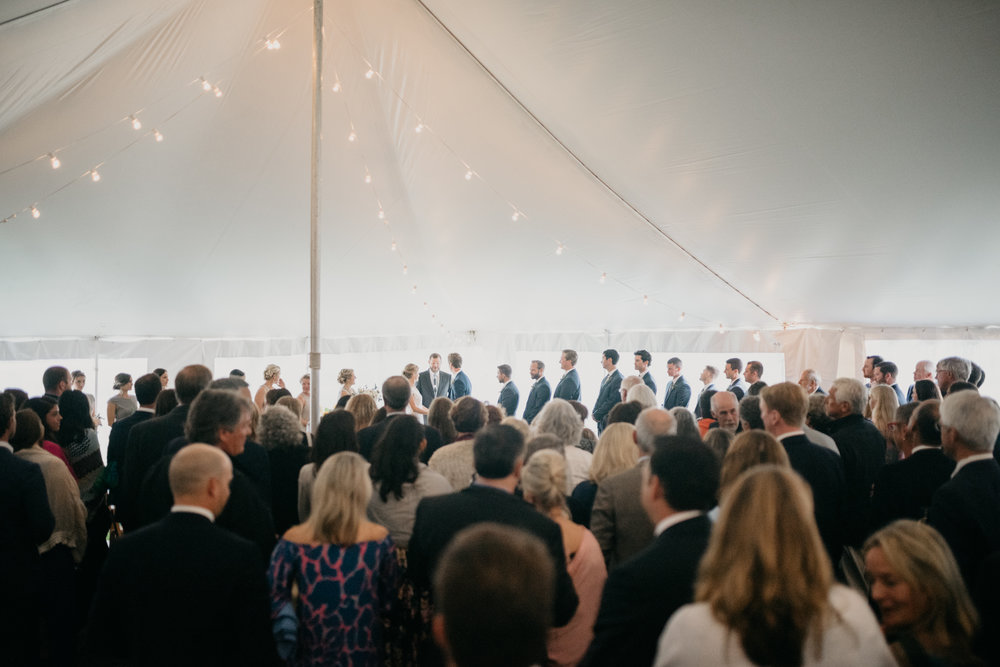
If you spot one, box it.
[669,407,700,440]
[254,363,283,410]
[533,398,593,493]
[259,405,310,535]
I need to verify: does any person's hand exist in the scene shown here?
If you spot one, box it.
[278,378,286,388]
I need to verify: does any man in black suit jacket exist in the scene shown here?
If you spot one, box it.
[553,349,581,401]
[760,383,846,565]
[593,349,623,434]
[409,424,578,628]
[359,376,444,462]
[870,400,954,532]
[447,352,471,400]
[120,364,213,529]
[584,437,717,667]
[0,396,56,664]
[927,391,1000,588]
[522,360,551,424]
[634,349,656,395]
[84,444,278,666]
[496,364,519,417]
[417,353,452,413]
[662,356,691,410]
[723,358,747,400]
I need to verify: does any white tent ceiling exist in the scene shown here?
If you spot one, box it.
[2,0,999,347]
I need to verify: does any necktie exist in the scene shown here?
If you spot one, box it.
[432,373,438,394]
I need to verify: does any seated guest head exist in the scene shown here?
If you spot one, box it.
[154,389,179,416]
[228,369,245,380]
[57,390,92,443]
[825,378,867,419]
[276,396,303,422]
[0,393,12,440]
[939,391,1000,460]
[169,443,233,517]
[501,417,530,441]
[23,396,59,443]
[485,405,503,424]
[710,391,740,433]
[10,409,43,451]
[257,406,303,450]
[608,400,642,426]
[305,451,371,544]
[567,400,589,423]
[696,465,831,666]
[345,393,377,430]
[910,400,942,448]
[699,390,717,421]
[42,365,71,396]
[738,395,764,431]
[522,449,569,516]
[945,381,978,396]
[265,387,292,406]
[523,433,564,462]
[747,381,767,396]
[669,407,699,440]
[434,524,554,667]
[174,364,213,405]
[3,388,28,410]
[185,389,252,456]
[381,376,412,412]
[134,373,163,407]
[473,424,524,480]
[913,378,942,401]
[635,407,677,455]
[891,402,921,455]
[969,362,985,388]
[429,397,458,443]
[703,428,735,461]
[797,368,821,395]
[759,383,808,432]
[313,410,358,469]
[642,437,719,521]
[806,393,832,433]
[863,520,979,663]
[866,385,900,439]
[718,431,790,502]
[935,357,971,395]
[624,383,656,409]
[533,399,584,450]
[589,422,638,484]
[335,395,351,409]
[620,375,642,402]
[450,396,487,435]
[370,415,424,502]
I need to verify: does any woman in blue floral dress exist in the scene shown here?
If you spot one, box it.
[268,452,398,666]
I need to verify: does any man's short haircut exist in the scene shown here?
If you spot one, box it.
[450,396,487,434]
[866,354,884,366]
[134,373,163,406]
[608,401,642,426]
[947,381,979,396]
[229,369,246,378]
[169,444,231,499]
[602,349,619,365]
[711,391,738,413]
[830,378,867,415]
[42,366,69,392]
[634,350,651,364]
[531,360,545,371]
[265,387,293,405]
[667,357,682,367]
[174,364,213,405]
[940,392,1000,453]
[649,437,719,511]
[211,377,249,392]
[0,393,14,437]
[152,368,167,377]
[561,349,578,366]
[568,400,588,422]
[699,390,718,419]
[184,389,250,445]
[910,400,942,447]
[10,409,43,451]
[759,383,809,426]
[725,358,743,373]
[382,376,412,411]
[739,395,765,430]
[746,361,764,377]
[3,388,28,411]
[875,361,898,379]
[747,381,767,396]
[429,352,442,361]
[801,368,821,386]
[434,524,553,667]
[448,352,462,369]
[969,362,985,388]
[703,365,718,379]
[473,424,525,478]
[497,364,513,378]
[635,407,677,453]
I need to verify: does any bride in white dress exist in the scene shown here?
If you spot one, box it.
[402,363,429,417]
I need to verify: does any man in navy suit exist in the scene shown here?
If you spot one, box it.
[927,390,1000,588]
[593,349,623,435]
[85,444,278,665]
[692,365,718,419]
[634,349,656,396]
[584,437,717,667]
[496,364,520,417]
[447,352,471,400]
[723,357,747,400]
[417,353,452,413]
[553,349,581,401]
[662,357,692,410]
[873,361,906,405]
[522,360,550,424]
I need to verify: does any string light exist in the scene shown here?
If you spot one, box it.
[556,243,564,256]
[753,331,761,342]
[90,169,101,182]
[464,169,473,181]
[511,211,520,221]
[31,206,40,219]
[390,240,397,251]
[411,285,417,294]
[678,312,686,322]
[718,324,725,334]
[49,154,60,169]
[423,302,428,308]
[600,272,606,284]
[364,172,372,184]
[415,122,424,133]
[347,130,356,142]
[365,68,375,79]
[643,295,649,306]
[332,82,342,92]
[265,38,281,50]
[130,116,142,130]
[402,264,408,274]
[153,130,164,142]
[377,209,385,220]
[213,86,223,98]
[201,78,212,91]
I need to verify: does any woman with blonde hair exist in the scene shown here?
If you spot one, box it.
[863,520,980,666]
[345,392,377,432]
[866,384,900,441]
[718,430,790,500]
[269,452,398,665]
[428,396,457,444]
[654,466,893,666]
[337,368,356,398]
[254,363,283,410]
[570,422,636,526]
[402,363,429,417]
[523,449,607,667]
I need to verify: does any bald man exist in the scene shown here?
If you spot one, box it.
[85,444,278,665]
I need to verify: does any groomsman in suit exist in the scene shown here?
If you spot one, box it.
[743,360,764,386]
[496,364,520,417]
[862,354,884,388]
[873,361,905,405]
[634,350,656,396]
[593,349,623,435]
[723,358,747,400]
[418,353,452,412]
[448,353,471,400]
[693,365,718,419]
[554,349,581,401]
[522,360,550,424]
[662,357,691,410]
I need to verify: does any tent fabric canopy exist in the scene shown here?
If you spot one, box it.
[2,0,999,354]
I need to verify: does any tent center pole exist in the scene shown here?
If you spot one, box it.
[309,0,323,432]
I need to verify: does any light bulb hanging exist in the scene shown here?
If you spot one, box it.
[201,78,212,91]
[600,272,606,284]
[556,243,564,256]
[365,68,375,79]
[464,169,473,181]
[643,295,649,306]
[153,130,164,142]
[511,211,520,221]
[31,206,40,219]
[130,116,142,130]
[753,331,761,342]
[332,82,342,92]
[49,154,60,169]
[90,169,101,182]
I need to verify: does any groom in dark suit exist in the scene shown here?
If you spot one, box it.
[592,349,623,434]
[447,353,471,400]
[554,349,581,401]
[584,437,717,667]
[417,353,452,413]
[522,360,551,424]
[496,364,520,417]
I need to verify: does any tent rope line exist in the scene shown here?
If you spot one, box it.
[411,0,783,327]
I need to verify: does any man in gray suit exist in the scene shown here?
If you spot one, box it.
[417,353,452,412]
[590,407,677,568]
